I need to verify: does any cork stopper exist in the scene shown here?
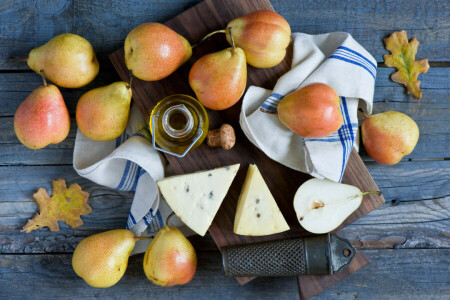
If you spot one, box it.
[207,124,236,150]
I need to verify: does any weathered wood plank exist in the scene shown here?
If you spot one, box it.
[1,0,448,72]
[0,249,448,299]
[0,67,448,166]
[1,161,448,253]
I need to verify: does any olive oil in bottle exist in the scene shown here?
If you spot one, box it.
[150,94,209,157]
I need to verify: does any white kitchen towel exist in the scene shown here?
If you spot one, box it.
[73,104,189,253]
[240,32,377,182]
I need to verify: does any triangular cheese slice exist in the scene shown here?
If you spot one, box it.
[157,164,240,236]
[234,164,290,236]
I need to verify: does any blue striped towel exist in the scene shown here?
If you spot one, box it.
[240,32,377,182]
[73,104,188,254]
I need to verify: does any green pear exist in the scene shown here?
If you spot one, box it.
[27,33,99,88]
[72,229,138,288]
[143,220,197,287]
[76,82,132,141]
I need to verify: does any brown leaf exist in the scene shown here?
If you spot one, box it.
[383,30,430,101]
[22,179,91,233]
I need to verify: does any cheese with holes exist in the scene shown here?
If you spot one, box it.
[234,164,289,236]
[157,164,240,236]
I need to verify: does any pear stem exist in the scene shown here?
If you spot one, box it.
[361,191,382,196]
[40,70,47,87]
[228,27,236,54]
[166,212,176,227]
[200,29,226,43]
[358,108,370,119]
[127,70,133,89]
[10,57,28,62]
[192,29,227,48]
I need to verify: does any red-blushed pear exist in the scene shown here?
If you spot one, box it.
[361,111,419,165]
[225,10,291,68]
[201,10,291,68]
[124,23,192,81]
[14,75,70,150]
[189,28,247,110]
[25,33,99,88]
[143,213,197,287]
[277,83,343,138]
[76,81,132,141]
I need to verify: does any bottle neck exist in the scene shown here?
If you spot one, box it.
[161,104,194,139]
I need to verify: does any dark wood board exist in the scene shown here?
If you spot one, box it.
[110,0,385,297]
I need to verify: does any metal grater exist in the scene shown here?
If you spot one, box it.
[222,234,356,277]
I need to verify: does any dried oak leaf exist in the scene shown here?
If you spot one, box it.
[383,30,430,101]
[22,179,91,233]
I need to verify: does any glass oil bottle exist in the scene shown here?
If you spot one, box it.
[149,94,209,157]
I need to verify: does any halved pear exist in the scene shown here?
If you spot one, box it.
[293,179,381,234]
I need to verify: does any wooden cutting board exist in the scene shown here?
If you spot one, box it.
[110,0,385,298]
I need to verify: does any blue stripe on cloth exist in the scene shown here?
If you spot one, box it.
[337,97,354,182]
[260,93,285,112]
[337,46,377,70]
[130,166,144,191]
[127,212,137,229]
[333,50,377,74]
[329,55,376,79]
[116,160,131,190]
[124,162,138,191]
[157,211,164,228]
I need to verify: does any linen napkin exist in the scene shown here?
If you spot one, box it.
[240,32,377,182]
[73,104,189,253]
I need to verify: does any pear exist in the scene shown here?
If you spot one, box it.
[76,82,132,141]
[14,76,70,149]
[72,229,138,288]
[27,33,99,88]
[361,111,419,165]
[278,83,343,138]
[189,27,247,110]
[224,10,291,68]
[143,215,197,287]
[293,178,381,234]
[125,23,192,81]
[200,10,291,68]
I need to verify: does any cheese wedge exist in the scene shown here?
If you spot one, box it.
[234,164,290,236]
[157,164,240,236]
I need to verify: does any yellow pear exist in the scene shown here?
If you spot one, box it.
[143,220,197,287]
[76,82,132,141]
[361,111,419,165]
[72,229,138,288]
[27,33,99,88]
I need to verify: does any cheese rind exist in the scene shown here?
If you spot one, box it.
[157,164,239,236]
[234,164,290,236]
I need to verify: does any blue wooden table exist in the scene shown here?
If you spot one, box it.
[0,0,449,299]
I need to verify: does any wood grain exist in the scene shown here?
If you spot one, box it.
[1,249,448,299]
[0,0,448,298]
[1,67,448,166]
[0,161,448,253]
[108,0,386,295]
[1,0,449,71]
